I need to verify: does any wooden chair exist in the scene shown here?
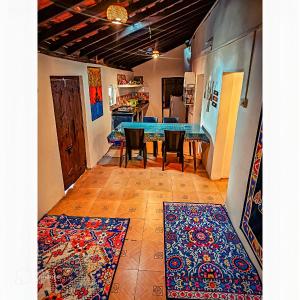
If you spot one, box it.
[124,128,147,168]
[162,130,185,172]
[163,117,179,123]
[143,116,158,157]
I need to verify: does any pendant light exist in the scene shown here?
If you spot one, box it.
[152,50,160,59]
[107,2,128,25]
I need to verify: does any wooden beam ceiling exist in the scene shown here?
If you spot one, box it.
[38,0,216,70]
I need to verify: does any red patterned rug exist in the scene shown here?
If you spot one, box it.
[38,214,129,300]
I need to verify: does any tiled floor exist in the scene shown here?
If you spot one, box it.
[48,143,228,300]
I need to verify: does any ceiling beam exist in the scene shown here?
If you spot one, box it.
[113,28,194,68]
[38,0,124,43]
[38,0,85,24]
[79,0,211,58]
[48,0,169,51]
[102,14,204,64]
[128,34,191,68]
[66,0,207,55]
[85,1,211,59]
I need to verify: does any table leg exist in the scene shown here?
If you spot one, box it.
[119,141,124,167]
[192,141,197,172]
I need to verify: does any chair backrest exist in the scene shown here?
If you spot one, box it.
[163,117,179,123]
[143,116,158,123]
[164,130,185,152]
[124,128,145,150]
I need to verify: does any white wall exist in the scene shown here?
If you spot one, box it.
[133,45,185,121]
[38,53,132,219]
[190,0,262,274]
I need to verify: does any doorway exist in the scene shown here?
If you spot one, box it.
[50,76,86,190]
[162,77,184,118]
[212,72,244,179]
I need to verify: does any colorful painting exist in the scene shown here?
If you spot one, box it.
[38,214,129,300]
[87,67,103,121]
[164,202,262,299]
[241,113,263,266]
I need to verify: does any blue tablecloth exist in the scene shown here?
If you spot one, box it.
[107,122,210,143]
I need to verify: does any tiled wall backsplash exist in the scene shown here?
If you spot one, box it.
[116,92,149,106]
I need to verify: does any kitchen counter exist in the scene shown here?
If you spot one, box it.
[111,101,149,129]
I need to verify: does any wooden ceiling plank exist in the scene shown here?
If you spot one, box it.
[101,15,204,63]
[80,0,212,57]
[38,0,84,24]
[112,27,195,67]
[66,0,207,55]
[128,34,191,68]
[38,0,122,43]
[48,0,166,51]
[84,1,212,58]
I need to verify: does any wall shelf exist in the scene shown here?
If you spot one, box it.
[117,84,143,88]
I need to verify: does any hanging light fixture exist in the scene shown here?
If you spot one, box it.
[107,4,128,24]
[152,50,160,59]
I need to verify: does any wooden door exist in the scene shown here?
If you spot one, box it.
[50,76,86,190]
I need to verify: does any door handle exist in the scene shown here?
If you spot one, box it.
[65,145,73,153]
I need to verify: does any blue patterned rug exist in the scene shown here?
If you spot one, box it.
[164,203,262,299]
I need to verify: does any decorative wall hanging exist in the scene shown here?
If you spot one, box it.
[240,112,263,266]
[205,80,214,112]
[117,74,128,85]
[87,67,103,121]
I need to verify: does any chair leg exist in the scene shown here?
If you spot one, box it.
[125,148,128,168]
[143,145,147,169]
[153,141,158,157]
[181,154,184,172]
[189,142,192,156]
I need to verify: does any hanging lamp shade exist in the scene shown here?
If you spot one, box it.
[107,5,128,24]
[152,50,160,58]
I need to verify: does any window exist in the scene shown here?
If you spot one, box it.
[108,84,117,106]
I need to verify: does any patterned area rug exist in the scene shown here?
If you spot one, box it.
[38,215,129,300]
[164,203,262,299]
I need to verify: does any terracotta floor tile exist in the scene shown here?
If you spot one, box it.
[172,191,200,202]
[148,191,172,204]
[148,178,172,192]
[116,200,147,219]
[135,271,166,300]
[96,188,124,201]
[79,174,110,188]
[109,269,138,300]
[118,240,142,270]
[171,178,196,193]
[142,219,164,242]
[196,192,224,204]
[139,240,164,271]
[126,218,145,241]
[122,190,149,202]
[89,201,121,218]
[215,180,229,193]
[193,180,220,193]
[64,188,101,201]
[145,203,164,220]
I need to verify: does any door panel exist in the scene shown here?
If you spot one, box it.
[50,76,86,190]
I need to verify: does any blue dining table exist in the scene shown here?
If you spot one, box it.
[107,122,210,170]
